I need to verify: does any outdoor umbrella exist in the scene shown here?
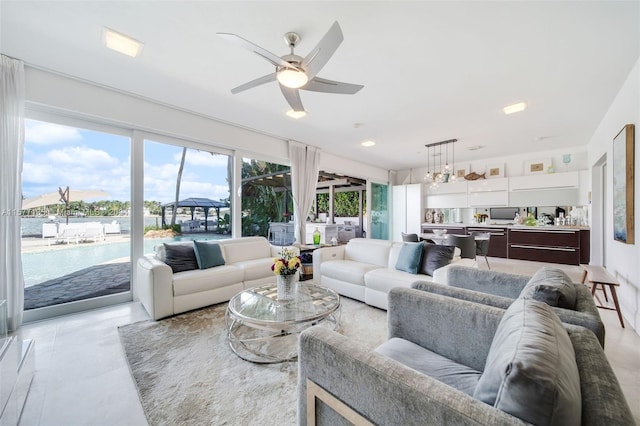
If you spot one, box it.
[22,186,109,223]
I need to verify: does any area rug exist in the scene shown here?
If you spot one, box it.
[118,297,387,426]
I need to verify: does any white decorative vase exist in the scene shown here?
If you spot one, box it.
[277,274,297,300]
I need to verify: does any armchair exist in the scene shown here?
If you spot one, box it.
[298,288,632,425]
[415,265,605,347]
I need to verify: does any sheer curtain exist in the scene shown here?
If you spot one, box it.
[288,141,320,244]
[0,55,25,331]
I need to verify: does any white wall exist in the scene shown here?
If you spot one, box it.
[587,58,640,332]
[25,67,389,183]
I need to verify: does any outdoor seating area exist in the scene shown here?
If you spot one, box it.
[41,222,113,245]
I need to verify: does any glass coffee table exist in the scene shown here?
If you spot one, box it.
[225,283,341,363]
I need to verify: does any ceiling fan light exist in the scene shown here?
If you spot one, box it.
[277,68,308,88]
[286,109,307,119]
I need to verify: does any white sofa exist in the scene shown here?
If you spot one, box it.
[313,238,476,310]
[136,236,296,320]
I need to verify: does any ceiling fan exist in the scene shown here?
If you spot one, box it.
[217,21,364,112]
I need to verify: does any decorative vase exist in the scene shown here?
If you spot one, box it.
[313,227,321,245]
[277,274,298,300]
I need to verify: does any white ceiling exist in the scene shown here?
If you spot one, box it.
[2,1,639,171]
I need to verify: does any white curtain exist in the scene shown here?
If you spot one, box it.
[0,55,25,331]
[289,141,321,245]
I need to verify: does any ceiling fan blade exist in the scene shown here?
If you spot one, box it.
[301,77,364,94]
[302,21,344,80]
[217,33,300,70]
[231,73,277,94]
[279,84,305,112]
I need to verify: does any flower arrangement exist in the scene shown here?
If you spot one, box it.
[272,248,302,276]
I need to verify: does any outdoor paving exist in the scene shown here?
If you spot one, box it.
[24,262,131,310]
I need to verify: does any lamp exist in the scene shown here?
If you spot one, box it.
[277,68,308,88]
[424,139,457,185]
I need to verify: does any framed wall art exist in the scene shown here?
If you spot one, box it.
[486,163,504,178]
[524,158,552,175]
[613,124,635,244]
[452,163,470,179]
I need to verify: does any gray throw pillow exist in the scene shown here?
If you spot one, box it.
[193,240,225,269]
[395,242,424,274]
[520,267,577,310]
[474,298,581,426]
[419,244,455,276]
[163,243,199,273]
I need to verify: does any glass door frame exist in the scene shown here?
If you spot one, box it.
[23,109,134,322]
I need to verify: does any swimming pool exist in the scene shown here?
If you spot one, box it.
[22,235,225,287]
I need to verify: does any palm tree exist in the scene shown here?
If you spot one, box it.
[171,147,187,226]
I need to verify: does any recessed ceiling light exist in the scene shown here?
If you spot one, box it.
[503,102,527,115]
[361,140,376,147]
[286,109,307,119]
[103,27,144,58]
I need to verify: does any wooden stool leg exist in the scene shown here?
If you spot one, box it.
[590,283,604,307]
[600,283,609,302]
[608,285,625,328]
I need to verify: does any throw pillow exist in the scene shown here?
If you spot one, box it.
[474,298,581,426]
[395,242,424,274]
[520,267,577,310]
[419,243,455,276]
[163,243,199,273]
[193,240,225,269]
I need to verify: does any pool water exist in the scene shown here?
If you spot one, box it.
[22,235,225,287]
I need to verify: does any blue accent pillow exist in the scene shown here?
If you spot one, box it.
[193,240,225,270]
[163,243,198,273]
[395,242,424,274]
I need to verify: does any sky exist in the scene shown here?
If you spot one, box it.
[22,119,231,204]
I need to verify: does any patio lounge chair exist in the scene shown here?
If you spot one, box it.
[81,222,105,243]
[55,225,81,244]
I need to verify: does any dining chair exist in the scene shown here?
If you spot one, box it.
[401,232,420,242]
[444,234,476,260]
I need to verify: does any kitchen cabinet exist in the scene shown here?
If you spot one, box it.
[509,171,579,191]
[580,229,590,264]
[425,181,467,208]
[467,178,508,207]
[392,184,424,241]
[422,224,466,235]
[508,228,581,265]
[467,226,508,258]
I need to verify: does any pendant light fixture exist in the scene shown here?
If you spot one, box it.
[424,138,457,184]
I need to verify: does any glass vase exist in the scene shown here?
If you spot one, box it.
[277,274,298,300]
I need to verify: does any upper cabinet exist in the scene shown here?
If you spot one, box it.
[467,178,508,207]
[425,180,467,208]
[509,171,579,191]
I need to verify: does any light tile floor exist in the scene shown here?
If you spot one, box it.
[13,258,640,425]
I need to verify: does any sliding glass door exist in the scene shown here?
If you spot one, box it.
[22,117,132,321]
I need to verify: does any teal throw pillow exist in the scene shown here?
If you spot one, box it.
[193,240,225,269]
[395,242,424,274]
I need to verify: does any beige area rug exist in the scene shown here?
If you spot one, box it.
[118,297,387,426]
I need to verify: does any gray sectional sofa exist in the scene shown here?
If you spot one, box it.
[414,265,606,347]
[298,288,633,425]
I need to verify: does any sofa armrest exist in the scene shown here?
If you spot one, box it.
[312,246,346,276]
[136,255,174,320]
[565,324,634,425]
[431,258,477,284]
[387,287,503,372]
[412,281,514,310]
[298,327,525,426]
[438,265,530,299]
